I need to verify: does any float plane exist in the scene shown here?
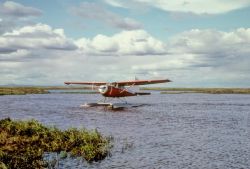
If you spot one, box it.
[64,78,171,109]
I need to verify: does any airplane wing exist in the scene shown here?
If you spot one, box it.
[64,79,171,86]
[64,82,107,86]
[113,79,171,86]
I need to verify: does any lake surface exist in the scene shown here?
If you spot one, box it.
[1,93,250,169]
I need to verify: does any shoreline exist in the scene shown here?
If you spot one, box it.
[1,86,250,95]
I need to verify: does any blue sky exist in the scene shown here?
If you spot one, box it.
[12,0,250,39]
[0,0,250,87]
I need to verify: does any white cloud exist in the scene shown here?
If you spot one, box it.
[0,1,42,17]
[64,28,250,87]
[1,23,77,51]
[169,28,250,59]
[91,34,119,53]
[105,0,250,14]
[76,30,167,56]
[0,1,42,34]
[70,2,142,30]
[1,24,250,87]
[104,0,124,8]
[0,23,80,85]
[123,28,250,87]
[0,49,30,62]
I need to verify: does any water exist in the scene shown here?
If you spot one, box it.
[1,93,250,169]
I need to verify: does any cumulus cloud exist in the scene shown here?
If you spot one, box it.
[67,28,250,87]
[0,49,31,62]
[76,30,167,56]
[0,26,168,85]
[1,24,250,87]
[132,28,250,86]
[70,2,142,30]
[0,23,77,52]
[105,0,250,14]
[0,2,82,86]
[0,23,79,85]
[169,28,250,66]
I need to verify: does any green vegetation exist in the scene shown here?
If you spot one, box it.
[0,118,111,169]
[0,87,49,95]
[0,86,96,95]
[141,87,250,94]
[2,86,250,95]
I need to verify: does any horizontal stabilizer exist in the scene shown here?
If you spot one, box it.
[135,92,151,95]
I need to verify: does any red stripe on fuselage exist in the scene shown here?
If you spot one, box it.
[102,86,136,97]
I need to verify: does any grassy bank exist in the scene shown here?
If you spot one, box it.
[2,86,250,95]
[141,87,250,94]
[0,118,111,168]
[0,86,96,95]
[0,87,49,95]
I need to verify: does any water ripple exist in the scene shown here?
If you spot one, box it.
[1,93,250,168]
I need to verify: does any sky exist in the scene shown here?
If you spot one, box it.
[0,0,250,87]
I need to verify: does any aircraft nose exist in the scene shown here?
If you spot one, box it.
[98,85,108,93]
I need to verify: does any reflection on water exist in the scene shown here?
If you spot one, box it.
[1,93,250,168]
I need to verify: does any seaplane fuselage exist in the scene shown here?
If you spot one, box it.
[98,85,136,97]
